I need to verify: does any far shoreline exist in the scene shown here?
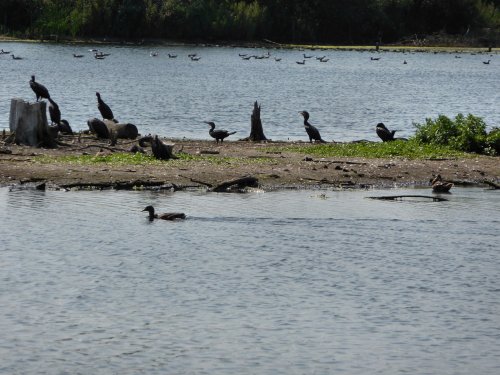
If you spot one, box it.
[1,34,498,54]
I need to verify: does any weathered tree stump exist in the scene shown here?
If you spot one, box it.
[242,101,268,142]
[9,98,56,147]
[151,135,176,160]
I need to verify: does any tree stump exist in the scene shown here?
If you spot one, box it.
[9,98,56,147]
[242,101,268,142]
[151,135,176,160]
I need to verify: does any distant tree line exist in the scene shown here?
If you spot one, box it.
[1,0,499,44]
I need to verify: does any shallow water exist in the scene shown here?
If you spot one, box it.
[0,187,499,374]
[0,42,499,141]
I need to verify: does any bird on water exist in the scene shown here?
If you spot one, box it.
[205,121,236,143]
[48,97,61,125]
[29,75,50,102]
[375,123,396,142]
[96,92,115,121]
[142,205,186,221]
[299,111,326,143]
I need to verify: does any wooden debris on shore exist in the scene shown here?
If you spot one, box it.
[241,101,268,142]
[212,176,259,192]
[87,118,138,143]
[368,195,448,202]
[8,98,57,148]
[151,135,177,160]
[484,180,500,190]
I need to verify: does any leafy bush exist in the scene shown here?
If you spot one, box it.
[486,127,500,155]
[413,114,490,154]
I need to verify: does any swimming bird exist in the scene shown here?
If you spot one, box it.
[299,111,326,143]
[483,60,491,65]
[376,123,396,142]
[303,53,314,58]
[371,57,381,61]
[296,60,305,65]
[274,57,282,62]
[142,205,186,221]
[96,92,114,121]
[0,49,10,54]
[73,53,84,58]
[29,75,50,101]
[205,121,236,143]
[168,53,177,58]
[190,56,201,61]
[150,51,159,57]
[48,97,61,125]
[431,175,453,193]
[11,55,23,60]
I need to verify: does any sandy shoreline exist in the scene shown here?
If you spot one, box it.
[1,136,498,191]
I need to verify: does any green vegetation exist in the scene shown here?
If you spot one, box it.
[35,151,274,166]
[275,140,469,159]
[1,0,499,45]
[414,113,500,155]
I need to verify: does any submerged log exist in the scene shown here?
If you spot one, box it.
[368,195,448,202]
[9,98,56,148]
[212,176,259,192]
[151,135,176,160]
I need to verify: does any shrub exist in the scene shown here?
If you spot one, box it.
[413,114,489,154]
[486,127,500,155]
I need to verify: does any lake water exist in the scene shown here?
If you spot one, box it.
[0,186,499,374]
[0,42,498,142]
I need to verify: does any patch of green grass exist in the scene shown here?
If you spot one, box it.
[273,139,470,159]
[35,152,275,166]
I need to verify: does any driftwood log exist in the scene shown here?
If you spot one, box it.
[242,101,268,142]
[9,98,56,148]
[87,118,138,142]
[212,176,259,192]
[151,135,176,160]
[368,195,448,202]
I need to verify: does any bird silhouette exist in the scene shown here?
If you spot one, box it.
[205,121,236,143]
[299,111,326,143]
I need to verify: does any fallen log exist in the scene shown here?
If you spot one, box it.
[368,195,448,202]
[212,176,259,192]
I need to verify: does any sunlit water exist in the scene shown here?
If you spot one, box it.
[0,42,499,141]
[0,187,499,374]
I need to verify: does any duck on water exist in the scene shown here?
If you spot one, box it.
[143,206,186,221]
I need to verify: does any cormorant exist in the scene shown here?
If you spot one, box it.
[296,60,305,65]
[205,121,236,143]
[142,205,186,221]
[48,97,61,125]
[73,53,83,58]
[11,55,23,60]
[96,92,114,121]
[29,75,50,101]
[58,119,73,135]
[376,123,396,142]
[299,111,326,143]
[483,60,491,65]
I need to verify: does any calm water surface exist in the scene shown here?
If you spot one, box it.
[0,42,498,141]
[0,187,499,374]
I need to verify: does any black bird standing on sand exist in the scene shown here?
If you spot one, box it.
[96,92,114,121]
[205,121,237,143]
[142,205,186,221]
[376,123,396,142]
[58,119,73,135]
[299,111,326,143]
[48,97,61,125]
[29,75,50,102]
